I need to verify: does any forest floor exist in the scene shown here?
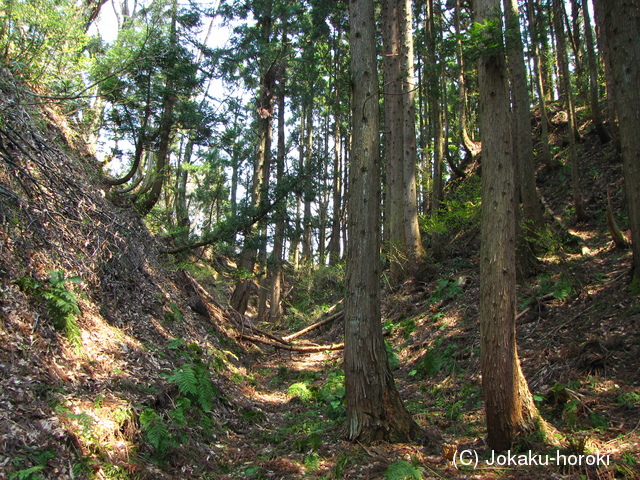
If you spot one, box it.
[203,125,640,480]
[0,68,638,480]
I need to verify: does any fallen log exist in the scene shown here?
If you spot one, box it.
[282,310,344,342]
[239,334,344,352]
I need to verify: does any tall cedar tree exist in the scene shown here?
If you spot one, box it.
[344,0,421,443]
[474,0,541,450]
[593,0,640,288]
[230,2,275,314]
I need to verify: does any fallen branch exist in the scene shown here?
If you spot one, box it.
[182,270,226,311]
[282,310,344,342]
[239,334,344,352]
[228,311,289,345]
[516,293,556,320]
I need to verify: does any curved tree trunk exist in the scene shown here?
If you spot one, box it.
[455,0,482,161]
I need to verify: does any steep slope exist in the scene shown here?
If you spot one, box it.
[0,69,248,479]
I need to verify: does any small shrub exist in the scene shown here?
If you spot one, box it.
[288,382,315,403]
[616,392,640,408]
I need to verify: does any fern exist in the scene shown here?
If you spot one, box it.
[385,460,423,480]
[168,365,199,396]
[9,465,44,480]
[139,409,171,456]
[16,270,83,349]
[168,363,217,412]
[194,364,216,413]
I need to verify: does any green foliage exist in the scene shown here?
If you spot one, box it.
[15,271,82,350]
[536,274,574,301]
[168,363,217,413]
[430,278,464,303]
[289,264,345,315]
[288,382,315,403]
[165,302,183,323]
[417,341,460,378]
[294,433,322,453]
[319,370,345,407]
[588,412,608,431]
[384,460,423,480]
[332,452,350,478]
[140,409,172,457]
[466,13,505,61]
[385,340,400,371]
[385,317,417,341]
[421,175,481,238]
[9,466,44,480]
[0,0,91,89]
[8,449,55,480]
[616,392,640,408]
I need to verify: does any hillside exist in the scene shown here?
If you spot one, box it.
[0,69,639,480]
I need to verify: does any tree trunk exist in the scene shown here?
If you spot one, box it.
[553,0,587,223]
[455,0,482,161]
[581,0,610,144]
[400,0,426,274]
[427,0,444,259]
[528,0,556,171]
[381,0,406,282]
[269,35,288,322]
[475,0,541,450]
[230,6,274,313]
[594,0,640,287]
[345,0,421,443]
[328,40,343,267]
[591,0,621,152]
[504,0,546,276]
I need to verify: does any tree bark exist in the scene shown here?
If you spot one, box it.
[427,0,444,259]
[591,0,621,153]
[269,40,288,322]
[504,0,546,277]
[381,0,406,282]
[230,4,274,313]
[553,0,587,223]
[475,0,541,450]
[344,0,421,443]
[526,0,554,170]
[581,0,610,144]
[594,0,640,287]
[400,0,426,274]
[455,0,482,161]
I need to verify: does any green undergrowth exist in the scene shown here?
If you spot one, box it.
[15,270,83,351]
[421,174,481,238]
[287,368,346,422]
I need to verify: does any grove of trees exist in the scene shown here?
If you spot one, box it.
[2,0,639,456]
